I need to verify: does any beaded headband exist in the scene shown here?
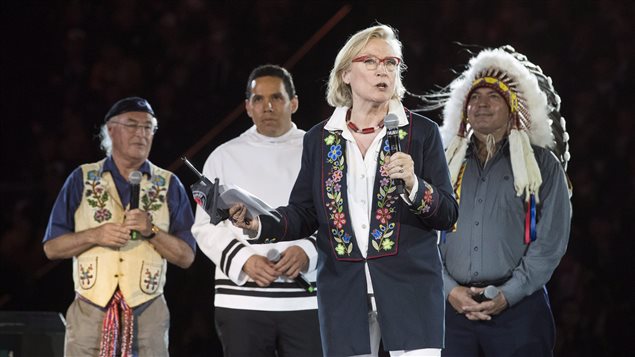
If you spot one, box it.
[418,46,571,201]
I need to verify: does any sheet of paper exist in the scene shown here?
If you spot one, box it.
[217,184,280,222]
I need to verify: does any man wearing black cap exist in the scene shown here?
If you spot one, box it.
[43,97,196,356]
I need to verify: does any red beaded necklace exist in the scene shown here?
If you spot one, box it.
[345,109,385,134]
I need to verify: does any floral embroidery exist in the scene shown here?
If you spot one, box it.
[371,223,396,252]
[85,170,112,223]
[323,125,409,257]
[327,144,342,161]
[333,212,346,229]
[413,181,434,215]
[141,174,167,212]
[375,207,392,224]
[370,139,399,252]
[87,170,99,181]
[324,133,353,256]
[79,263,94,289]
[94,209,112,222]
[334,232,352,255]
[143,268,160,291]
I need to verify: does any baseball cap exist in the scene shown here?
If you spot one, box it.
[104,97,155,122]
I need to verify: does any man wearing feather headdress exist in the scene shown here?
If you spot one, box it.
[429,46,572,356]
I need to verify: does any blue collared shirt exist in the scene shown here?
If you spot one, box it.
[43,156,196,253]
[440,140,570,306]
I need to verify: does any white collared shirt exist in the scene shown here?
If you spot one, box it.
[324,100,416,294]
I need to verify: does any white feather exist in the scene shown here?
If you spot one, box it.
[440,49,555,149]
[521,131,543,203]
[446,136,469,186]
[509,130,529,199]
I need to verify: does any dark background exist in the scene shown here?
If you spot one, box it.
[1,0,633,356]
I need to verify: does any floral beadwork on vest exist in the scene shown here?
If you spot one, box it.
[85,170,113,223]
[322,124,409,260]
[141,175,167,213]
[143,267,160,293]
[79,261,96,289]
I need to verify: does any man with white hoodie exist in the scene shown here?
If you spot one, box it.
[192,64,321,357]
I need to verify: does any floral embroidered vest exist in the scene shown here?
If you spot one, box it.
[321,123,412,261]
[72,159,171,308]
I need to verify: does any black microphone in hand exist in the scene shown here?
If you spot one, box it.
[472,285,500,303]
[266,249,316,293]
[384,113,404,194]
[128,171,142,240]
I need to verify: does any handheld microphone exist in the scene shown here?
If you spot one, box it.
[472,285,500,303]
[128,171,142,240]
[384,113,404,194]
[266,249,316,293]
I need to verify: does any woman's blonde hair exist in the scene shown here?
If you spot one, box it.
[326,24,406,108]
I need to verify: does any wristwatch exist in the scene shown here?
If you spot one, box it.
[143,225,160,239]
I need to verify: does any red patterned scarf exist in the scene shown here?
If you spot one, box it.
[99,289,134,357]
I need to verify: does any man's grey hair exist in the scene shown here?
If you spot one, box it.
[98,117,158,155]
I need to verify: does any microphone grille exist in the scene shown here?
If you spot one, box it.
[483,285,500,300]
[266,249,281,262]
[129,170,143,185]
[384,113,399,130]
